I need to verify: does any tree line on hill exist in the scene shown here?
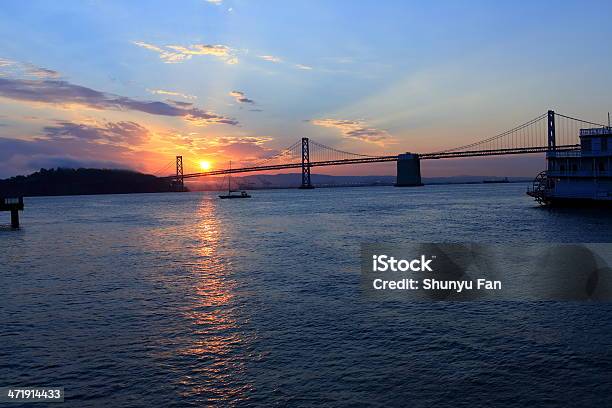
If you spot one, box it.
[0,168,179,197]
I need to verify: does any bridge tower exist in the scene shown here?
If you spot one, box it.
[299,137,314,189]
[395,153,423,187]
[547,110,556,151]
[547,110,556,171]
[174,155,184,192]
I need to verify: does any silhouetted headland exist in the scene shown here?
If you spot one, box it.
[0,168,180,197]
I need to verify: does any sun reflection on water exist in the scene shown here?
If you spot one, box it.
[175,196,254,404]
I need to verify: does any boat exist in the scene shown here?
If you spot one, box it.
[219,161,251,199]
[527,126,612,205]
[219,191,251,199]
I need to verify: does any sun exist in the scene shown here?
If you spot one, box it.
[199,160,212,170]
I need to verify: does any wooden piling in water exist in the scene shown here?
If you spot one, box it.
[1,197,24,228]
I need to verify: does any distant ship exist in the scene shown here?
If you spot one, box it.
[528,126,612,205]
[219,161,251,199]
[483,177,509,184]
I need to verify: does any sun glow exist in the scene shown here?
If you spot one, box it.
[199,160,212,170]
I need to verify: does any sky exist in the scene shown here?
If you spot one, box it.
[0,0,611,179]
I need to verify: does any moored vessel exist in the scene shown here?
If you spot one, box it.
[219,161,251,199]
[528,126,612,205]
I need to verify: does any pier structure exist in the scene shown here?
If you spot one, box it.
[395,153,423,187]
[1,197,24,228]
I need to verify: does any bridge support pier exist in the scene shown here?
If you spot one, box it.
[395,153,423,187]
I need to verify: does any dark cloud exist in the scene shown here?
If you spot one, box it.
[344,128,390,142]
[229,90,255,104]
[167,100,194,108]
[24,156,128,171]
[24,65,60,79]
[310,118,392,145]
[43,121,150,145]
[0,78,238,126]
[0,118,166,178]
[0,58,60,78]
[0,135,137,178]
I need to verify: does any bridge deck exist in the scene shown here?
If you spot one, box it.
[171,144,580,180]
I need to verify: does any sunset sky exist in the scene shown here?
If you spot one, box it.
[1,0,611,178]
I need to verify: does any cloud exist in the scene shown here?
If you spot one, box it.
[148,88,197,100]
[132,41,188,63]
[163,132,197,149]
[167,100,194,108]
[0,117,174,178]
[256,55,312,71]
[166,44,230,57]
[258,55,282,63]
[0,58,60,78]
[205,0,222,4]
[43,121,150,145]
[310,119,392,144]
[295,64,313,70]
[23,64,60,79]
[0,77,238,126]
[0,135,139,178]
[24,156,129,171]
[208,136,276,160]
[133,41,238,64]
[163,133,276,162]
[132,45,304,70]
[229,90,254,104]
[210,136,272,146]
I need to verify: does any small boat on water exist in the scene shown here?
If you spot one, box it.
[219,161,251,199]
[220,191,251,199]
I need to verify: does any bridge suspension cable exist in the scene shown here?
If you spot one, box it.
[309,140,379,162]
[431,111,609,155]
[554,112,608,146]
[225,138,381,169]
[252,140,302,166]
[152,160,174,176]
[433,113,548,154]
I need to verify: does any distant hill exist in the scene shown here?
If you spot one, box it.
[0,168,178,197]
[187,173,532,190]
[188,173,395,190]
[0,168,532,197]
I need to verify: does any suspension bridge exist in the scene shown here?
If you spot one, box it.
[156,110,608,190]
